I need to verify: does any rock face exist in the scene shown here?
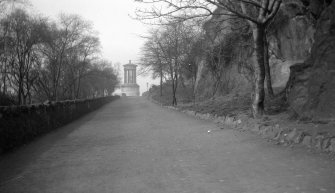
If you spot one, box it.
[194,59,251,99]
[194,0,315,98]
[269,1,315,88]
[194,11,252,98]
[287,1,335,121]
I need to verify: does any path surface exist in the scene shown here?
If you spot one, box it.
[1,97,335,193]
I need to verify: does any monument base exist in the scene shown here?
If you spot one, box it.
[121,84,140,96]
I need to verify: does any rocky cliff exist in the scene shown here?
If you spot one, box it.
[193,1,335,121]
[287,0,335,121]
[269,1,315,88]
[194,1,316,99]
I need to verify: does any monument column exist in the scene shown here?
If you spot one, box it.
[128,70,130,83]
[130,70,133,84]
[124,70,127,84]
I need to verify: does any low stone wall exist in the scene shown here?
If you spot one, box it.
[0,96,119,153]
[179,109,335,154]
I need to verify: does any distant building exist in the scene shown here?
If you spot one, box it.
[120,60,140,96]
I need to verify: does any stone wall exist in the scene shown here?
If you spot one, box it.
[0,96,119,153]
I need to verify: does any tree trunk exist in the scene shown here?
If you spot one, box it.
[192,76,196,105]
[171,76,178,106]
[172,88,177,106]
[212,79,220,97]
[76,76,81,99]
[172,92,177,106]
[160,66,163,97]
[171,70,178,106]
[18,82,23,105]
[2,62,7,94]
[264,35,274,97]
[171,78,176,106]
[18,71,24,105]
[2,74,6,94]
[251,25,266,118]
[174,71,178,106]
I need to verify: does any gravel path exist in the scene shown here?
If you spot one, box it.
[0,97,335,193]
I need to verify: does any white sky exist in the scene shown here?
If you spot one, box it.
[29,0,158,94]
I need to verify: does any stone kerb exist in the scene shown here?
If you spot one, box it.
[149,98,335,155]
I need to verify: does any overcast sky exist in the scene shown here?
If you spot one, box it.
[29,0,158,94]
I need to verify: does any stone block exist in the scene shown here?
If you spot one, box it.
[293,131,304,144]
[216,116,226,124]
[265,127,278,139]
[185,110,196,116]
[237,119,242,124]
[259,126,269,135]
[302,135,312,148]
[286,128,298,142]
[314,135,325,150]
[321,138,331,151]
[225,116,234,125]
[329,138,335,152]
[273,129,284,141]
[250,124,261,132]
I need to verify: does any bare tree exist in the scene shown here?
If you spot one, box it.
[35,14,94,101]
[0,17,12,95]
[140,29,167,97]
[140,23,196,105]
[0,0,26,97]
[156,25,180,105]
[64,34,100,99]
[0,6,119,104]
[2,9,47,104]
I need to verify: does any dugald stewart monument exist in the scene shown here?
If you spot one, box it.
[121,60,140,96]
